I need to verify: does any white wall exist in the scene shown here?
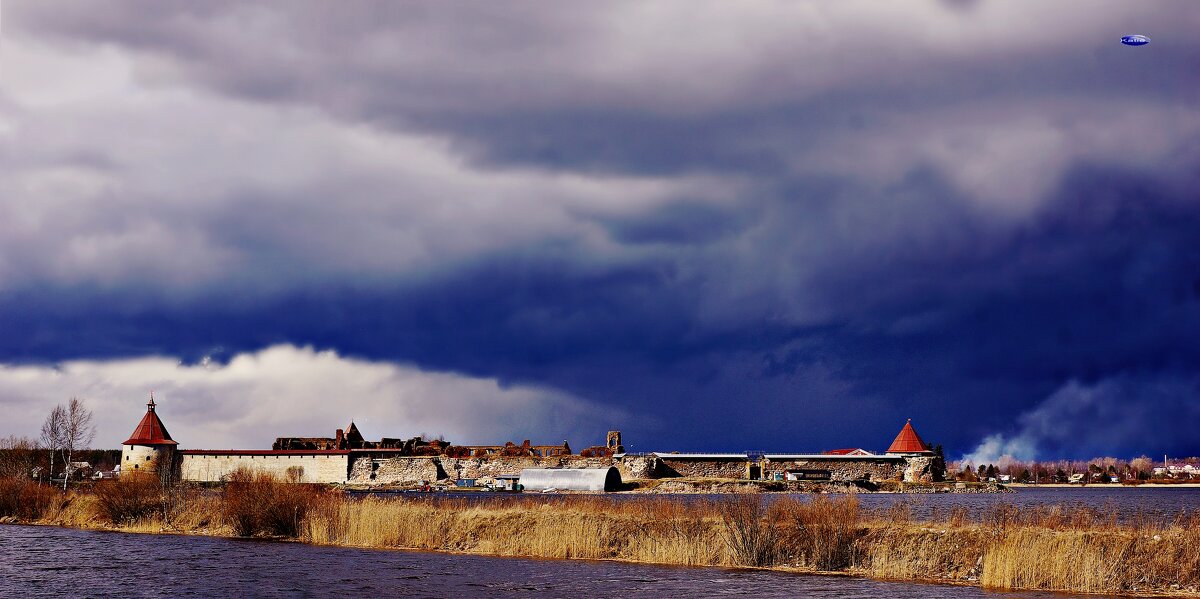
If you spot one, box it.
[180,453,349,483]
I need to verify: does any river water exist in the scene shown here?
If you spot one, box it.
[364,486,1200,524]
[1,524,1076,599]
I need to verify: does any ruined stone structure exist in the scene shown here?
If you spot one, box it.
[606,431,624,454]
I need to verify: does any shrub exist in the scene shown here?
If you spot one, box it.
[0,476,60,520]
[221,468,323,537]
[93,473,163,525]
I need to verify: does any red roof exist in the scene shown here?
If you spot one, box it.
[823,448,873,456]
[886,419,932,454]
[122,397,177,446]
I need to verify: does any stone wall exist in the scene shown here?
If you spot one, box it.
[348,456,443,484]
[180,453,350,483]
[657,458,749,479]
[439,456,615,481]
[902,455,943,483]
[343,454,621,485]
[616,455,660,480]
[762,457,904,482]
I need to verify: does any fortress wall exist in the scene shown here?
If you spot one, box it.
[345,454,621,485]
[657,458,749,479]
[180,453,349,483]
[440,456,615,481]
[615,455,660,480]
[348,456,442,484]
[762,458,903,482]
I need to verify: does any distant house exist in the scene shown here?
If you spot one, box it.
[68,462,93,480]
[1152,464,1197,479]
[997,474,1012,483]
[1068,473,1086,483]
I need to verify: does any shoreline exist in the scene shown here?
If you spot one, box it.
[1007,483,1200,489]
[2,519,1192,599]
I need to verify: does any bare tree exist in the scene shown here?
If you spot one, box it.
[60,398,96,490]
[40,405,66,483]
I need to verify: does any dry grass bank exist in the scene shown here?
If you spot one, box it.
[3,473,1199,596]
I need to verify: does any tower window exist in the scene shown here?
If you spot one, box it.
[146,456,151,461]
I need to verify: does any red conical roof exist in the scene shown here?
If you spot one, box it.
[122,396,177,446]
[886,419,932,454]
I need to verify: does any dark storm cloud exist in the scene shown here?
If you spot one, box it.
[2,2,1198,455]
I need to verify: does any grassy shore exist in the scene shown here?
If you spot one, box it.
[2,473,1199,596]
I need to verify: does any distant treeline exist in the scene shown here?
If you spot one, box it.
[0,436,120,481]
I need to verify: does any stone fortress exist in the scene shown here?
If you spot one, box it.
[121,395,944,487]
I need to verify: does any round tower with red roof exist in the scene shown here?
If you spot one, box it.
[120,393,179,477]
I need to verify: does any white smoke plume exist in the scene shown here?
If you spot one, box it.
[961,375,1200,465]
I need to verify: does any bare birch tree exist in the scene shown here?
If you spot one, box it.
[40,405,66,483]
[61,398,96,490]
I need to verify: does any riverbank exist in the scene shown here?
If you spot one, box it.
[1008,483,1200,489]
[344,478,1011,495]
[2,475,1198,597]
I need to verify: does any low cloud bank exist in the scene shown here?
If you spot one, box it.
[0,345,621,450]
[961,375,1200,465]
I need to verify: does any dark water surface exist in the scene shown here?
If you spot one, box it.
[366,486,1200,523]
[1,524,1081,599]
[849,486,1200,522]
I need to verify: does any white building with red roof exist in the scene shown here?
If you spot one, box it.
[120,394,178,476]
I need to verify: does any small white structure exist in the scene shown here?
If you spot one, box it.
[492,474,522,491]
[519,467,622,492]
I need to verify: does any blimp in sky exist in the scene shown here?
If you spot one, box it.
[1120,35,1150,46]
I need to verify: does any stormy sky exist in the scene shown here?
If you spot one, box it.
[1,1,1197,462]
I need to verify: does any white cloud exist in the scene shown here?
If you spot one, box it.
[0,345,622,450]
